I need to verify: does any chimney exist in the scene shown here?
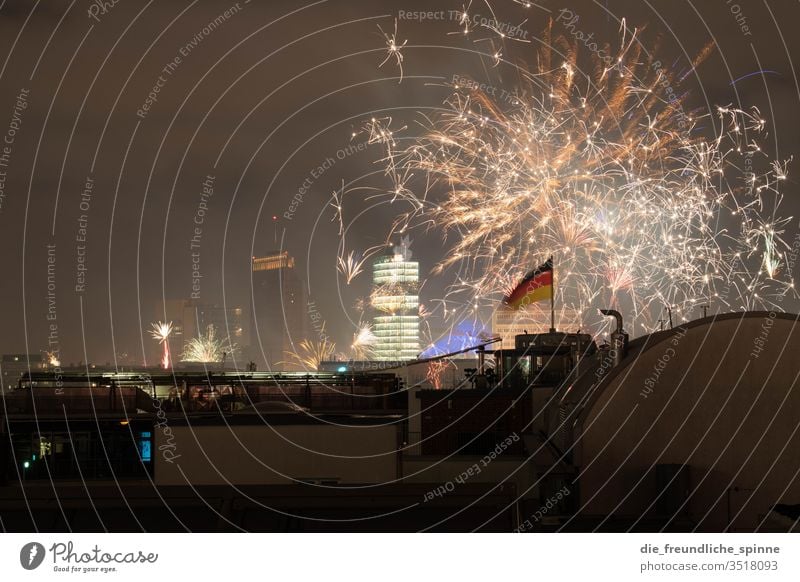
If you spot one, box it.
[600,309,628,367]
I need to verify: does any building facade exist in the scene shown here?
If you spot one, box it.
[371,237,420,361]
[1,354,47,392]
[492,304,583,349]
[251,251,306,370]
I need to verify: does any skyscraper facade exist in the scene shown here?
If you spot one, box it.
[251,251,306,370]
[371,237,420,361]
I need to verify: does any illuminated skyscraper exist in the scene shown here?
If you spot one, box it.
[251,251,306,369]
[371,237,420,361]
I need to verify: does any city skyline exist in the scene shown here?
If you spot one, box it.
[1,1,798,367]
[1,0,800,545]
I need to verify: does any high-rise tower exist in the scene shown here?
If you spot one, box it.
[251,251,306,369]
[371,237,420,361]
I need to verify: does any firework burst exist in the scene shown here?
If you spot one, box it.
[181,324,237,364]
[377,19,407,82]
[337,246,384,285]
[282,332,336,371]
[351,323,377,360]
[426,359,456,390]
[149,321,173,369]
[363,24,794,334]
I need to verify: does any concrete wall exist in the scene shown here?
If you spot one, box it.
[403,456,537,500]
[155,423,400,486]
[577,314,800,531]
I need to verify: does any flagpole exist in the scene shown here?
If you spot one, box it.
[550,255,555,333]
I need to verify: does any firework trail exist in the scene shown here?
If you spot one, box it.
[377,19,407,83]
[337,245,384,285]
[426,359,457,390]
[338,251,366,285]
[351,322,377,360]
[361,21,794,335]
[149,321,173,369]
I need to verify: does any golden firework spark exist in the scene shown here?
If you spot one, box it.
[377,19,407,83]
[149,321,173,369]
[181,324,237,364]
[363,22,794,333]
[282,326,336,371]
[426,359,456,390]
[351,323,377,360]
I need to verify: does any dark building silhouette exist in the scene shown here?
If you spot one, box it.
[1,354,47,393]
[250,251,306,370]
[3,312,800,532]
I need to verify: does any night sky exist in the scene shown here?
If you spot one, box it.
[0,0,798,365]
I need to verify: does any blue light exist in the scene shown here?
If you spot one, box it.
[138,432,152,462]
[337,366,348,373]
[419,319,490,358]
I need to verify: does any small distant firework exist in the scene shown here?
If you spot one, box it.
[337,246,383,285]
[338,251,364,284]
[181,324,237,363]
[760,227,780,278]
[377,19,407,82]
[282,330,336,371]
[149,321,173,369]
[330,180,345,236]
[44,350,60,367]
[351,323,377,360]
[455,3,471,35]
[426,359,456,390]
[331,179,388,286]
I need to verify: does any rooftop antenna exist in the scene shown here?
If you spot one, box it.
[549,255,556,333]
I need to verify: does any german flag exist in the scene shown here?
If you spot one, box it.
[503,258,553,310]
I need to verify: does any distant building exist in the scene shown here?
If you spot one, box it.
[371,237,420,361]
[185,303,245,346]
[319,357,477,391]
[492,304,583,349]
[156,300,246,359]
[1,354,47,391]
[251,251,306,370]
